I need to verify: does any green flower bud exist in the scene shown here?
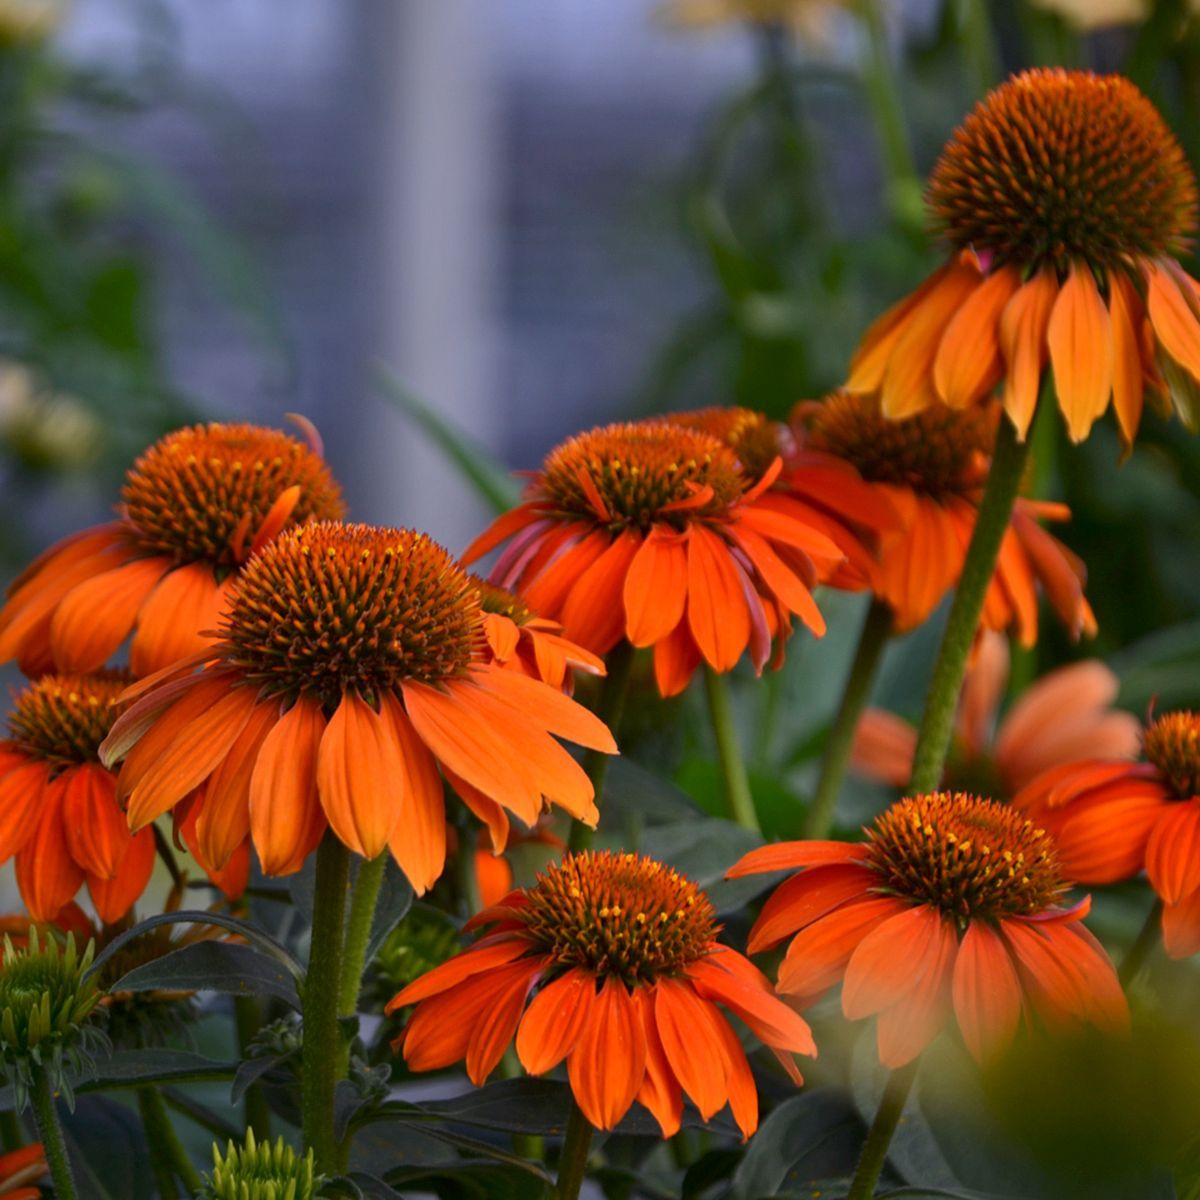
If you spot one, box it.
[198,1130,323,1200]
[0,927,105,1111]
[367,906,459,1007]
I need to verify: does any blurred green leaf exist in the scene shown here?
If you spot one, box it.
[1112,619,1200,711]
[640,816,764,913]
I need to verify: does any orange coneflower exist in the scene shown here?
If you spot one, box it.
[387,850,816,1137]
[848,68,1200,446]
[473,576,605,693]
[794,392,1096,640]
[0,672,157,923]
[463,420,849,697]
[729,792,1127,1067]
[1014,711,1200,957]
[0,1144,46,1200]
[99,522,617,894]
[853,631,1141,796]
[0,420,345,677]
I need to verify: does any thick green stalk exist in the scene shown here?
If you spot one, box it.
[569,640,636,852]
[703,666,761,834]
[301,835,350,1173]
[338,852,388,1017]
[234,996,272,1141]
[805,598,893,838]
[29,1070,78,1200]
[847,1061,919,1200]
[909,416,1033,793]
[555,1101,595,1200]
[1120,899,1164,986]
[137,1086,201,1196]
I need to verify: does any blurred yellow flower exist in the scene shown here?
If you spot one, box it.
[659,0,854,40]
[0,361,100,470]
[1028,0,1198,28]
[0,0,66,45]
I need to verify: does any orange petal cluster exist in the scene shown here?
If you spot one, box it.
[730,792,1127,1066]
[100,522,616,894]
[1015,710,1200,957]
[388,851,816,1137]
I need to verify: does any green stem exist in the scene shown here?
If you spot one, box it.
[1119,898,1164,986]
[853,0,920,223]
[555,1100,595,1200]
[338,852,387,1017]
[847,1061,919,1200]
[569,640,636,852]
[805,598,893,839]
[234,996,272,1141]
[137,1086,201,1196]
[909,416,1033,794]
[29,1069,78,1200]
[703,666,761,834]
[957,0,1001,97]
[301,835,350,1174]
[0,1110,22,1152]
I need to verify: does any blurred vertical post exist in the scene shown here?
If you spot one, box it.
[364,0,500,546]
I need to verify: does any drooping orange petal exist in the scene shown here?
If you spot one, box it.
[49,558,166,673]
[464,960,537,1085]
[129,561,235,677]
[248,484,301,558]
[1051,790,1169,884]
[125,679,260,830]
[746,862,878,953]
[652,618,702,698]
[730,525,826,637]
[843,905,951,1020]
[1108,270,1146,448]
[387,937,534,1010]
[623,526,689,647]
[873,912,957,1068]
[249,697,328,877]
[1145,799,1200,905]
[523,530,611,632]
[461,503,543,566]
[568,977,647,1131]
[999,266,1058,437]
[851,710,918,789]
[951,922,1022,1063]
[88,827,155,924]
[443,767,510,853]
[469,665,617,753]
[1047,263,1114,443]
[633,987,683,1138]
[515,967,597,1074]
[560,532,640,655]
[654,978,728,1121]
[726,839,863,879]
[1162,888,1200,959]
[380,693,447,895]
[688,952,816,1055]
[0,761,51,863]
[1146,258,1200,383]
[15,778,83,921]
[710,1007,758,1140]
[933,265,1020,409]
[686,525,752,673]
[62,764,129,879]
[317,691,405,859]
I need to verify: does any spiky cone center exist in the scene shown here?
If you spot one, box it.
[518,851,718,988]
[665,407,783,481]
[6,671,130,768]
[0,930,99,1058]
[1143,712,1200,799]
[864,792,1065,926]
[927,68,1198,274]
[206,1130,319,1200]
[120,422,345,568]
[222,521,484,709]
[472,574,536,626]
[802,391,995,497]
[538,422,746,531]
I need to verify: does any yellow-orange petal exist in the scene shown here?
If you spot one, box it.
[567,977,646,1131]
[933,265,1021,409]
[515,967,596,1075]
[999,267,1058,438]
[1047,263,1114,442]
[1146,258,1200,382]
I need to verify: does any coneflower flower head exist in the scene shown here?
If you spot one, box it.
[199,1130,321,1200]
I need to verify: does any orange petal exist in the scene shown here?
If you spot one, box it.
[730,525,826,637]
[469,664,617,753]
[951,922,1022,1063]
[775,897,903,1000]
[1108,270,1145,448]
[634,988,683,1138]
[1162,888,1200,959]
[686,525,751,673]
[249,698,328,876]
[1146,258,1200,382]
[999,266,1058,437]
[623,526,689,647]
[1047,263,1114,443]
[873,912,957,1067]
[851,710,917,789]
[15,778,84,920]
[380,694,447,895]
[50,558,165,673]
[727,839,863,879]
[130,562,234,677]
[568,977,647,1131]
[654,978,728,1121]
[62,764,129,879]
[317,692,405,859]
[652,618,702,698]
[0,761,51,863]
[560,532,640,655]
[933,265,1020,408]
[464,960,537,1085]
[1052,790,1169,884]
[87,827,155,924]
[388,936,533,1010]
[1145,799,1200,905]
[516,967,596,1074]
[443,766,510,854]
[746,862,877,953]
[842,905,948,1020]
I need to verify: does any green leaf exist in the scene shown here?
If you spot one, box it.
[109,940,301,1008]
[80,1048,236,1091]
[640,817,765,913]
[1112,618,1200,711]
[85,909,304,981]
[375,366,521,515]
[364,858,415,966]
[732,1090,863,1199]
[62,1094,156,1200]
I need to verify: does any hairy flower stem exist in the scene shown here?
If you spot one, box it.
[234,996,272,1141]
[138,1086,201,1197]
[910,416,1033,793]
[29,1069,78,1200]
[339,852,388,1018]
[555,1100,595,1200]
[1119,898,1164,986]
[570,640,636,852]
[302,835,349,1173]
[806,598,893,838]
[847,1060,919,1200]
[704,666,761,834]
